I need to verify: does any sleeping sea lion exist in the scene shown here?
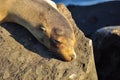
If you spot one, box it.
[0,0,76,61]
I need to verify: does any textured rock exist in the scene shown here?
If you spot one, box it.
[92,26,120,80]
[0,4,97,80]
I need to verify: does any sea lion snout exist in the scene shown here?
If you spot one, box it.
[50,32,76,61]
[64,50,76,61]
[59,48,76,61]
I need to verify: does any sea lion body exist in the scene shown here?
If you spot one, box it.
[0,0,76,61]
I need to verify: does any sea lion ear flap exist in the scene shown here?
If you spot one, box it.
[53,28,64,36]
[40,26,46,31]
[37,24,46,32]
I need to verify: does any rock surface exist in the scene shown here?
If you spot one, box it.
[0,4,97,80]
[67,1,120,37]
[92,26,120,80]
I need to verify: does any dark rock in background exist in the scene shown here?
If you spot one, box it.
[92,26,120,80]
[67,1,120,37]
[66,1,120,80]
[0,4,97,80]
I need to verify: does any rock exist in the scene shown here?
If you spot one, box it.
[92,26,120,80]
[0,4,97,80]
[67,1,120,37]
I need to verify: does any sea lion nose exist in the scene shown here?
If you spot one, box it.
[70,52,76,60]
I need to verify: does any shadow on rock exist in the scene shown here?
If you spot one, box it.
[1,22,63,60]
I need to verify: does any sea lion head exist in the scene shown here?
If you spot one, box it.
[35,24,76,61]
[34,1,76,61]
[49,24,76,61]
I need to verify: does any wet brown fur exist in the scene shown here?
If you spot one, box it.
[0,0,76,61]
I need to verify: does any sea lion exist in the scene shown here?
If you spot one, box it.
[0,0,76,61]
